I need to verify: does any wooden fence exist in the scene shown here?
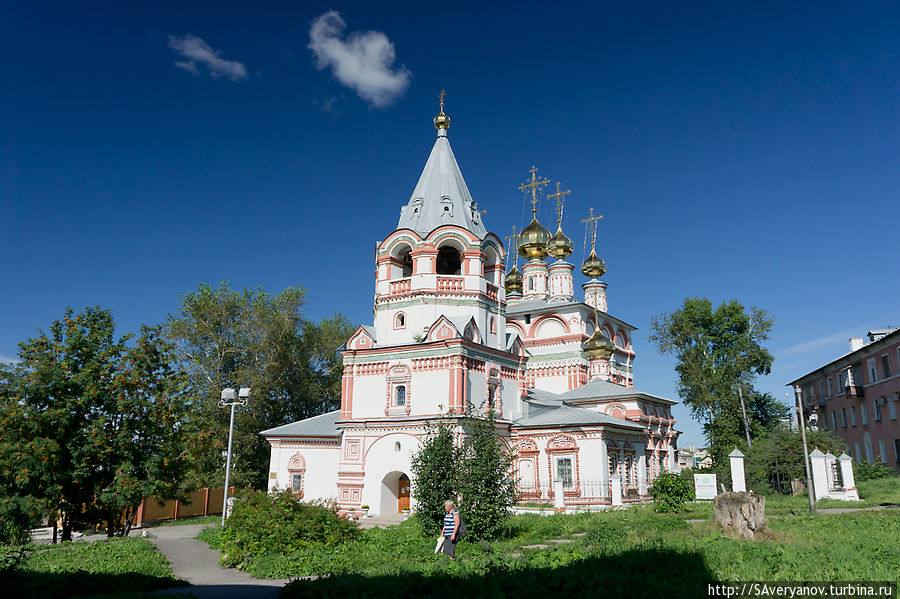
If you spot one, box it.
[133,486,234,527]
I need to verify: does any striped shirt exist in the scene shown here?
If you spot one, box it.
[443,510,458,536]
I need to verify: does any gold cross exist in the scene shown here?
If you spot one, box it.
[581,207,604,248]
[471,201,487,219]
[505,226,519,266]
[518,166,550,215]
[438,90,446,114]
[546,182,571,225]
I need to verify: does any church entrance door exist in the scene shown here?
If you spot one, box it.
[398,474,410,512]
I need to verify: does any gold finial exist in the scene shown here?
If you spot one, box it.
[581,207,604,249]
[518,166,550,216]
[547,182,571,226]
[434,90,450,130]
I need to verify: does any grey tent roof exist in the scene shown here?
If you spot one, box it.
[260,410,341,438]
[396,129,487,239]
[514,404,643,429]
[556,379,675,405]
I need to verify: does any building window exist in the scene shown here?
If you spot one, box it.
[394,441,401,452]
[436,246,461,275]
[890,395,898,420]
[875,399,884,422]
[818,381,825,399]
[556,457,573,488]
[488,387,495,408]
[291,473,303,492]
[861,404,868,425]
[489,316,496,334]
[841,408,847,427]
[854,443,862,461]
[826,378,833,396]
[882,354,892,378]
[895,439,900,464]
[831,411,837,429]
[878,440,887,463]
[868,358,878,383]
[850,406,857,426]
[395,385,407,406]
[394,312,406,329]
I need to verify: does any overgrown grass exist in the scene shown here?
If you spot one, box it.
[152,515,221,527]
[5,537,187,598]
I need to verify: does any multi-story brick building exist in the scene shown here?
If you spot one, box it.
[789,328,900,468]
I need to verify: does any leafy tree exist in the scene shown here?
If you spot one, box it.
[0,307,195,541]
[165,281,354,489]
[650,471,695,512]
[457,407,516,541]
[410,417,462,533]
[742,427,844,494]
[649,298,780,463]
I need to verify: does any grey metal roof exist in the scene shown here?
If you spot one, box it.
[514,404,643,429]
[396,129,487,239]
[555,379,676,405]
[506,300,637,332]
[260,410,341,438]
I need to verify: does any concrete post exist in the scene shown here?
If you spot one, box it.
[611,477,623,506]
[637,446,648,495]
[838,453,860,500]
[728,448,746,492]
[824,452,837,490]
[553,480,565,513]
[808,449,828,501]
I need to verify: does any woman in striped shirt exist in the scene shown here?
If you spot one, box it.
[442,500,460,558]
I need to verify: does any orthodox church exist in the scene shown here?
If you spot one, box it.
[262,99,680,515]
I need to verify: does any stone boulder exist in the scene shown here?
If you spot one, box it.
[714,492,766,539]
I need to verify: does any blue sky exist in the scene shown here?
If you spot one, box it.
[3,1,900,447]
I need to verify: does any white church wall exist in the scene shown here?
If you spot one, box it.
[360,432,422,516]
[411,370,449,415]
[351,376,388,419]
[267,442,340,502]
[578,436,609,486]
[466,370,487,410]
[500,379,522,421]
[532,374,569,394]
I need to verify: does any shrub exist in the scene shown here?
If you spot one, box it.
[0,495,41,545]
[853,460,897,482]
[650,472,695,512]
[220,490,358,569]
[410,418,461,534]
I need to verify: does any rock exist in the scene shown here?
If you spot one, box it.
[714,492,766,540]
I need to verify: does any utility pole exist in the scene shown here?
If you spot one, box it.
[219,387,250,526]
[793,385,815,514]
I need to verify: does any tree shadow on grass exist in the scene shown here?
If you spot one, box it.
[281,548,715,599]
[7,570,190,599]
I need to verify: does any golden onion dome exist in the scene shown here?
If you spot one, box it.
[434,112,450,130]
[504,266,524,294]
[581,248,607,278]
[583,327,615,359]
[518,217,551,260]
[546,224,574,259]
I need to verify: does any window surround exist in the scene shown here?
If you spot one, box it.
[287,453,306,498]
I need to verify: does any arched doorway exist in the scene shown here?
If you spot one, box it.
[398,474,411,512]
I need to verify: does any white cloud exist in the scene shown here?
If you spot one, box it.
[778,326,863,357]
[308,11,411,108]
[168,34,248,81]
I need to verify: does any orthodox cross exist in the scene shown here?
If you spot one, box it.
[518,166,550,216]
[471,201,487,220]
[546,182,571,225]
[505,226,520,267]
[581,207,604,248]
[438,90,446,114]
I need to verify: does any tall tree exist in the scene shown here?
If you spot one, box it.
[649,298,778,463]
[165,282,354,489]
[0,307,195,541]
[410,417,462,533]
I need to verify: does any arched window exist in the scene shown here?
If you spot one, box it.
[401,249,413,277]
[436,246,461,275]
[488,387,495,408]
[490,316,496,334]
[395,312,406,329]
[394,441,401,452]
[395,385,406,406]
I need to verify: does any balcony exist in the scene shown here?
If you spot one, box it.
[845,385,865,399]
[436,276,464,293]
[389,278,411,295]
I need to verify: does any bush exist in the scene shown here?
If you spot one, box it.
[219,490,358,570]
[853,460,897,482]
[650,472,695,512]
[0,496,41,545]
[410,418,461,534]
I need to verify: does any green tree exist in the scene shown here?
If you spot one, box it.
[743,427,844,494]
[410,417,461,533]
[0,307,195,541]
[165,281,354,489]
[457,407,516,541]
[649,298,779,464]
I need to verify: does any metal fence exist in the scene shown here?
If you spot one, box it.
[516,480,611,505]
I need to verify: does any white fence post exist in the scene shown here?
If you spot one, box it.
[838,453,860,500]
[728,448,746,492]
[808,448,828,501]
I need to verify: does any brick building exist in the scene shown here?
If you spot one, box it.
[789,328,900,468]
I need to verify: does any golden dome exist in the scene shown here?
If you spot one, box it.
[434,90,450,130]
[581,248,606,278]
[504,266,523,294]
[546,224,574,259]
[583,327,614,359]
[518,216,551,260]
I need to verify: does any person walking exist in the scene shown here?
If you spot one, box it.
[442,500,460,559]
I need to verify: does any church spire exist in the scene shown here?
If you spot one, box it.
[396,92,487,239]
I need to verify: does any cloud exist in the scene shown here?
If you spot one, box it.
[168,34,248,81]
[778,326,864,357]
[0,354,21,365]
[308,11,411,108]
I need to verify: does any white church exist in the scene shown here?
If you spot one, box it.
[262,100,680,515]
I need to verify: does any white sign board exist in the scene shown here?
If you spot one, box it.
[694,473,717,500]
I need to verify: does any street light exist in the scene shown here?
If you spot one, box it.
[219,386,250,526]
[793,385,815,514]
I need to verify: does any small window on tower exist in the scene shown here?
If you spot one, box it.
[395,313,406,329]
[401,250,413,277]
[395,385,406,406]
[436,246,461,275]
[441,197,453,217]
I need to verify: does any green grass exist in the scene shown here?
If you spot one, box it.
[152,514,221,527]
[6,537,187,598]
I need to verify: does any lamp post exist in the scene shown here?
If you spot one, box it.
[793,385,815,514]
[219,387,250,526]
